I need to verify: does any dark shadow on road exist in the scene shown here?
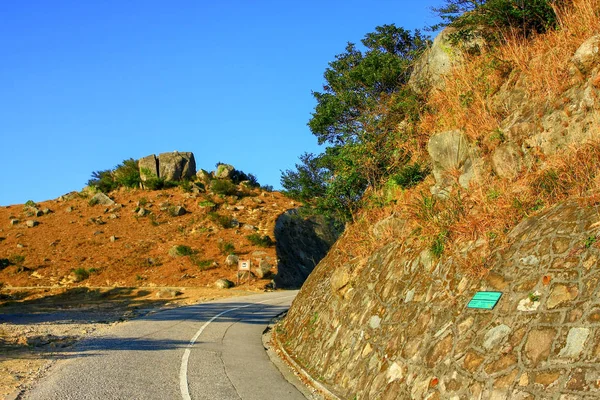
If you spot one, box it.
[0,297,293,361]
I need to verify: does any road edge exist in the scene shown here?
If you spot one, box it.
[262,313,341,400]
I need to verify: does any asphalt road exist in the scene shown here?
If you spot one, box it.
[23,290,305,400]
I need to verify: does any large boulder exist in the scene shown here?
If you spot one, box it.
[215,164,235,179]
[90,192,115,206]
[427,129,477,197]
[409,28,478,94]
[138,155,159,182]
[158,152,196,181]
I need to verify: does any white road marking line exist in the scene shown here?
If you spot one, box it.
[180,295,295,400]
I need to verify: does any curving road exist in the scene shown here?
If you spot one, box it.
[24,290,305,400]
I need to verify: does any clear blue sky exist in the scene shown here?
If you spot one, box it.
[0,0,442,206]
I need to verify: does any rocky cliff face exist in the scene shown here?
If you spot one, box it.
[273,209,341,288]
[280,17,600,400]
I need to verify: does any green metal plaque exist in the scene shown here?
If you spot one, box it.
[467,291,502,310]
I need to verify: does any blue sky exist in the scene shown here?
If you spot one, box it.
[0,0,442,206]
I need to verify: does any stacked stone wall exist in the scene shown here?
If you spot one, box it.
[282,202,600,399]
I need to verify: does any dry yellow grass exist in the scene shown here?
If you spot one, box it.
[333,0,600,276]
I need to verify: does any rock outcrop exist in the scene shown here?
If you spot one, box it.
[273,209,341,288]
[409,27,480,94]
[139,152,196,185]
[158,152,196,181]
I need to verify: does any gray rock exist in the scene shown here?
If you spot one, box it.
[409,27,480,94]
[215,164,235,179]
[9,219,19,226]
[242,224,258,231]
[215,278,234,289]
[196,169,212,183]
[42,208,52,215]
[172,206,187,216]
[225,254,239,266]
[255,259,272,279]
[571,35,600,75]
[427,129,476,196]
[138,154,159,182]
[137,208,150,217]
[492,142,523,180]
[110,236,117,242]
[158,152,196,181]
[483,324,512,350]
[90,193,115,206]
[26,220,39,228]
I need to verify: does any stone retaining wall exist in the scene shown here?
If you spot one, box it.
[281,202,600,399]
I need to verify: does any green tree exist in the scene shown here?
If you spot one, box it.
[309,24,429,146]
[431,0,566,42]
[283,25,429,222]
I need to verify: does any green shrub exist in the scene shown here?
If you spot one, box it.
[73,268,90,282]
[218,241,235,255]
[391,163,429,189]
[190,256,216,271]
[88,169,118,193]
[208,212,233,228]
[261,185,274,192]
[432,0,564,45]
[169,245,194,257]
[179,180,196,193]
[210,180,238,196]
[431,232,448,259]
[113,158,141,188]
[246,234,274,247]
[198,200,217,210]
[24,200,38,208]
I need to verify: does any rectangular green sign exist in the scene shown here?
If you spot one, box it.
[467,291,502,310]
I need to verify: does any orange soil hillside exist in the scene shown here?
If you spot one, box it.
[0,186,297,289]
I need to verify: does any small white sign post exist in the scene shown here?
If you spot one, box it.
[237,260,251,286]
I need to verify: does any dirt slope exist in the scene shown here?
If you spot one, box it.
[0,186,297,289]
